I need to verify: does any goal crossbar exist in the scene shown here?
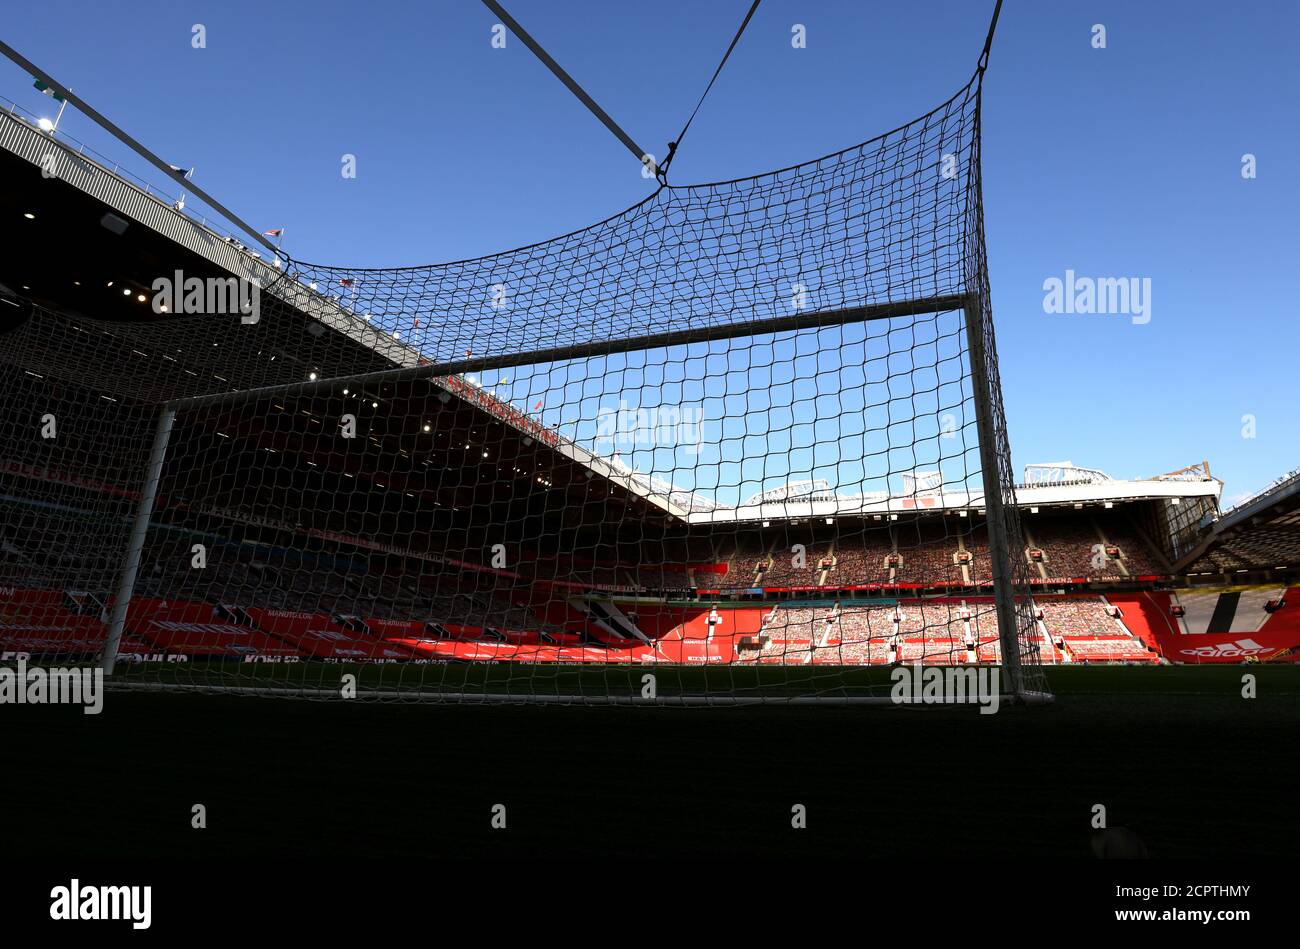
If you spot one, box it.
[166,293,973,412]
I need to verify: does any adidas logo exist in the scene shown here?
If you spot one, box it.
[1179,638,1266,658]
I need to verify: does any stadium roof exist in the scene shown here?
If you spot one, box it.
[1178,467,1300,575]
[0,104,423,380]
[395,379,1224,525]
[675,466,1221,525]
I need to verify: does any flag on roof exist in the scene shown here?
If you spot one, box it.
[167,164,194,179]
[263,228,283,237]
[33,79,65,102]
[339,278,354,287]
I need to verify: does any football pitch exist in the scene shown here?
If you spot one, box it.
[5,665,1297,859]
[100,658,1300,699]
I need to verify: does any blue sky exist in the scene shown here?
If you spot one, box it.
[3,0,1297,505]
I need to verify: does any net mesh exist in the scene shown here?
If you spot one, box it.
[0,72,1046,702]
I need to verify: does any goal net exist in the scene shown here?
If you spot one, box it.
[0,72,1047,703]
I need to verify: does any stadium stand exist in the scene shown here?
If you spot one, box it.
[824,530,894,586]
[1178,467,1300,580]
[758,537,834,587]
[1025,516,1108,577]
[1038,599,1119,637]
[0,442,1286,667]
[1036,596,1158,663]
[895,601,968,664]
[822,604,895,664]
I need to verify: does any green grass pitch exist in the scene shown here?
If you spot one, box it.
[5,665,1296,858]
